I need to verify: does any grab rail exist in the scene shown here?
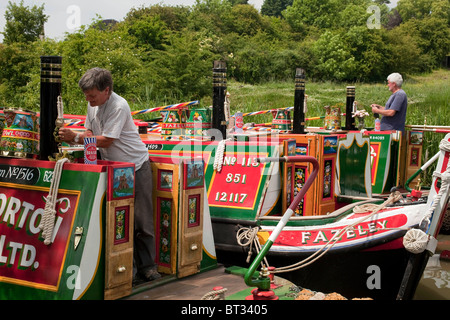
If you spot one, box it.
[244,156,319,290]
[405,151,440,192]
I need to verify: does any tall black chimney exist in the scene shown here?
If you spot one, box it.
[40,56,62,160]
[293,68,306,134]
[212,60,227,140]
[345,86,356,130]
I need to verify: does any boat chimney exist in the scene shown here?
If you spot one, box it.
[345,86,356,130]
[293,68,306,134]
[39,56,62,160]
[212,60,227,140]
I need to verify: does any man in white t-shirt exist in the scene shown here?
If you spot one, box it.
[59,68,160,283]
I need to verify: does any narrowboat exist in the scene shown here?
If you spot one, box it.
[0,57,447,301]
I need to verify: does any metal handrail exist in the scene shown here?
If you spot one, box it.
[405,151,440,192]
[244,156,320,290]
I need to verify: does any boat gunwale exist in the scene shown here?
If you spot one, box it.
[257,198,383,227]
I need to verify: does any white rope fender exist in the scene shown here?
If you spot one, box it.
[39,158,69,245]
[213,138,231,173]
[403,229,430,254]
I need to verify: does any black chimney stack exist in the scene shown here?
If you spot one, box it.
[293,68,306,134]
[212,60,227,140]
[40,56,62,160]
[345,86,356,130]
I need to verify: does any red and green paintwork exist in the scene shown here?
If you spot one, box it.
[0,158,133,300]
[0,128,416,300]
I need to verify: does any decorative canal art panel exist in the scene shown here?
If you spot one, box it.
[108,166,135,200]
[150,158,207,279]
[293,166,307,216]
[322,158,334,200]
[158,170,173,191]
[206,152,268,215]
[143,139,278,220]
[184,160,204,189]
[113,206,130,245]
[0,185,80,291]
[187,194,201,228]
[156,197,174,269]
[370,141,382,186]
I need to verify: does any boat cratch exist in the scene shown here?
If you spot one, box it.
[0,57,448,300]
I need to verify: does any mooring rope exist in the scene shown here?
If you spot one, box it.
[236,226,270,268]
[266,191,403,274]
[39,158,69,245]
[201,287,228,300]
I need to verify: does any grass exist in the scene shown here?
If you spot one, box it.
[134,69,448,147]
[220,69,449,185]
[128,68,450,182]
[223,69,450,131]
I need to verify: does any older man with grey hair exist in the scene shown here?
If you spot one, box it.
[371,72,408,132]
[59,68,161,283]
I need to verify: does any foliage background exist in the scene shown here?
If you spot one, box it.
[0,0,448,116]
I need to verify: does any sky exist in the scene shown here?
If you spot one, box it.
[0,0,398,42]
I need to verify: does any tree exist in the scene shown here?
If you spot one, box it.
[124,5,190,32]
[261,0,293,17]
[227,0,249,5]
[283,0,338,32]
[311,30,357,81]
[1,0,48,44]
[188,0,233,36]
[228,4,266,36]
[57,21,149,111]
[125,14,170,52]
[397,0,450,69]
[148,31,216,99]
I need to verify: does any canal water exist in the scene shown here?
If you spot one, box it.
[414,233,450,300]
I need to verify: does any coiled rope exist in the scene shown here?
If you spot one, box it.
[236,226,270,267]
[39,158,69,245]
[201,287,228,300]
